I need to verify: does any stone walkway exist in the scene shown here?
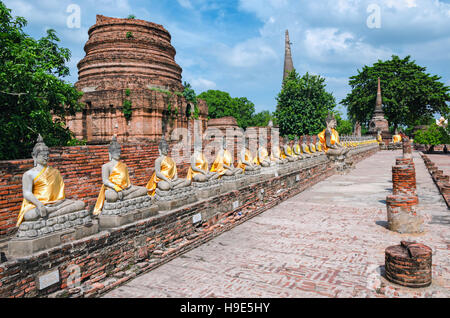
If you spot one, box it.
[104,151,449,298]
[427,153,450,176]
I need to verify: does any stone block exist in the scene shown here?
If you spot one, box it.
[8,221,99,258]
[99,205,159,229]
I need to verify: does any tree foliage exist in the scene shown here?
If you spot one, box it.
[0,2,83,160]
[334,111,353,135]
[342,55,450,130]
[250,110,275,127]
[414,123,450,152]
[197,90,256,129]
[275,70,336,138]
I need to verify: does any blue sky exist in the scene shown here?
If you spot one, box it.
[3,0,450,117]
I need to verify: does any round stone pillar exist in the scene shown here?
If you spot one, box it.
[385,241,432,288]
[386,195,423,233]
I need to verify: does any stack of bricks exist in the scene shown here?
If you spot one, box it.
[421,154,450,208]
[385,241,432,288]
[386,137,423,233]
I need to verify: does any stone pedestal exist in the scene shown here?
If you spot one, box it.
[155,186,198,211]
[386,195,423,233]
[99,206,158,229]
[193,180,223,200]
[385,241,432,288]
[8,220,99,258]
[392,165,417,196]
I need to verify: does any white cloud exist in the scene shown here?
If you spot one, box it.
[216,38,278,68]
[190,78,217,91]
[177,0,193,9]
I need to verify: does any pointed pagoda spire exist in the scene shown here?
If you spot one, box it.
[283,30,294,83]
[374,77,384,114]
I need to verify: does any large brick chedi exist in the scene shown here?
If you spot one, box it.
[68,15,207,143]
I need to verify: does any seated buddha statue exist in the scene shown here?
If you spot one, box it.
[146,138,191,196]
[93,136,149,215]
[307,136,322,157]
[392,130,402,144]
[270,144,288,164]
[292,137,305,159]
[318,113,349,158]
[377,130,383,143]
[315,136,325,153]
[186,139,219,182]
[238,138,261,172]
[210,137,243,177]
[255,139,273,167]
[300,136,313,158]
[17,135,86,226]
[281,137,297,162]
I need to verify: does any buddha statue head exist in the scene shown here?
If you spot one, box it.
[159,138,169,156]
[108,135,121,161]
[32,134,49,167]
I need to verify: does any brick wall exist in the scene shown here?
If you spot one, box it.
[0,142,191,238]
[0,146,378,298]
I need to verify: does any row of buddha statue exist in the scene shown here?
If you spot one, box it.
[14,114,377,241]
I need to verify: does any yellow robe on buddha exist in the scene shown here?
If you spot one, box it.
[293,144,301,156]
[94,161,131,216]
[270,148,282,162]
[316,143,323,152]
[377,135,383,143]
[17,166,66,227]
[186,153,208,181]
[146,156,177,196]
[237,149,253,172]
[393,135,402,143]
[303,144,312,154]
[318,129,340,152]
[210,150,233,177]
[310,143,317,153]
[255,147,269,165]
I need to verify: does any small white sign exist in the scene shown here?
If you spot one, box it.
[275,172,279,177]
[260,189,265,194]
[38,269,60,290]
[233,201,239,209]
[192,213,202,224]
[296,175,300,182]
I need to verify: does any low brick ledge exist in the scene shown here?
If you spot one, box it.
[420,153,450,209]
[0,146,378,298]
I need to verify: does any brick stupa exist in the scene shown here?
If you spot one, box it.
[67,15,208,143]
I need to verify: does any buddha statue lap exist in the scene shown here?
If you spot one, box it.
[256,139,273,168]
[237,138,261,173]
[281,137,297,162]
[94,136,151,217]
[292,137,305,160]
[270,146,288,164]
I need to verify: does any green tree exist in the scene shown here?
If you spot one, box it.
[275,70,336,138]
[250,110,274,127]
[414,123,449,153]
[342,55,450,131]
[334,112,353,135]
[0,2,83,160]
[197,90,256,129]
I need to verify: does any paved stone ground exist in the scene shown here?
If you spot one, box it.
[427,153,450,176]
[104,151,449,298]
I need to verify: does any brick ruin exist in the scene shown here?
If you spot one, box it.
[66,15,208,144]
